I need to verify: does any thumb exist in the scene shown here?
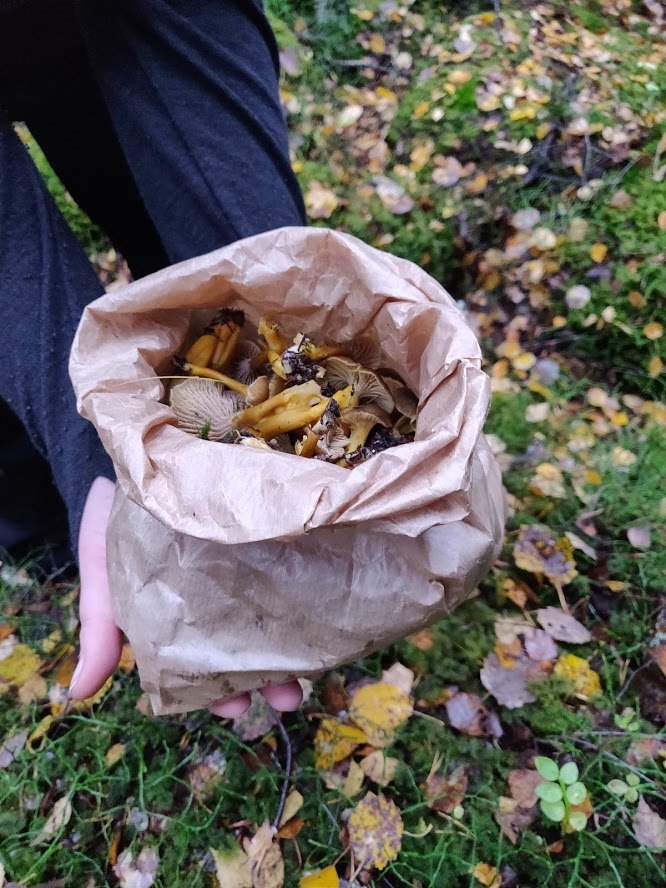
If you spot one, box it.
[70,476,122,699]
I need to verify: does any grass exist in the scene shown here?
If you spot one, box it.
[2,0,665,884]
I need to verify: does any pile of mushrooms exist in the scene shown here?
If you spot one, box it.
[169,309,417,467]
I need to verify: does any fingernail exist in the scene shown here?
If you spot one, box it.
[68,657,84,697]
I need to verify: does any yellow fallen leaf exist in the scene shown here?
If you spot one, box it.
[347,791,403,871]
[40,630,62,654]
[242,820,283,888]
[472,862,501,887]
[278,789,304,827]
[0,644,41,685]
[27,715,56,750]
[343,759,365,798]
[628,290,646,308]
[105,743,126,768]
[648,356,663,378]
[643,322,663,341]
[554,654,602,698]
[369,33,386,54]
[413,101,429,119]
[658,211,666,231]
[300,866,340,888]
[118,644,136,673]
[590,243,607,263]
[18,673,47,706]
[314,718,367,769]
[348,682,412,747]
[304,181,339,220]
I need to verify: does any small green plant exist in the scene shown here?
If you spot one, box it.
[614,706,641,733]
[534,757,590,833]
[607,772,640,805]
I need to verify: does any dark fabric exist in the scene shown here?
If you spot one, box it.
[0,0,306,559]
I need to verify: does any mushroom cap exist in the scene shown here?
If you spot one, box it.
[383,377,418,420]
[339,334,382,370]
[169,379,244,440]
[323,357,394,414]
[341,404,392,430]
[233,340,262,384]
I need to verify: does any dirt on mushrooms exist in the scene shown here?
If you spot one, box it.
[169,309,417,467]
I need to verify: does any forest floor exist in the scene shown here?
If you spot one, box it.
[1,1,664,886]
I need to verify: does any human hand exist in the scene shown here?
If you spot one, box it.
[69,476,303,717]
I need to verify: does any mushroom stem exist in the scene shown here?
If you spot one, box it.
[232,380,324,426]
[250,401,330,440]
[346,419,376,453]
[258,317,291,354]
[295,428,319,457]
[176,360,249,396]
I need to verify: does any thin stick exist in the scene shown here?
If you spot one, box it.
[271,716,293,831]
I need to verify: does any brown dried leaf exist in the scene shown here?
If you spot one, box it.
[346,791,403,872]
[507,769,544,808]
[424,765,468,814]
[445,692,503,738]
[480,653,541,709]
[626,738,666,766]
[494,796,538,844]
[243,821,284,888]
[633,798,666,850]
[536,607,591,643]
[359,751,399,787]
[232,692,276,742]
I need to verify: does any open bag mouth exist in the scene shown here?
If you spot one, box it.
[70,226,494,545]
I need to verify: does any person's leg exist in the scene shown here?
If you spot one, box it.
[74,0,306,263]
[0,0,169,279]
[0,111,113,557]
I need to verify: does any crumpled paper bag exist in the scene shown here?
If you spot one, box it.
[70,226,505,715]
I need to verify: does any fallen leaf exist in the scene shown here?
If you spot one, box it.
[243,820,284,888]
[0,644,41,685]
[299,866,339,888]
[495,616,531,645]
[424,764,468,814]
[494,795,538,844]
[649,646,666,677]
[346,791,403,872]
[17,673,47,706]
[445,692,503,738]
[525,402,550,423]
[643,322,663,341]
[633,798,666,850]
[278,789,304,827]
[511,208,541,231]
[608,189,633,209]
[626,738,666,765]
[406,628,434,650]
[515,530,577,592]
[276,818,304,840]
[113,847,159,888]
[0,730,27,768]
[304,181,338,220]
[471,862,500,888]
[565,285,591,309]
[105,743,126,768]
[508,769,544,808]
[372,176,414,215]
[343,759,365,798]
[314,718,367,769]
[536,607,591,643]
[381,662,415,697]
[27,714,55,749]
[627,524,651,550]
[553,654,602,698]
[211,846,252,888]
[359,751,399,787]
[320,674,349,716]
[590,243,607,262]
[564,532,597,561]
[523,628,558,662]
[432,157,464,186]
[480,653,541,709]
[232,692,277,741]
[529,463,566,498]
[188,750,227,801]
[348,682,412,747]
[31,796,72,845]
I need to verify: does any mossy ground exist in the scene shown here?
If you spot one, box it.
[2,0,665,885]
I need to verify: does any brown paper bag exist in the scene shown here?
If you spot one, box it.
[70,226,505,715]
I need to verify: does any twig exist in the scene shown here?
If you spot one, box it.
[491,0,503,38]
[616,662,653,702]
[271,716,293,831]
